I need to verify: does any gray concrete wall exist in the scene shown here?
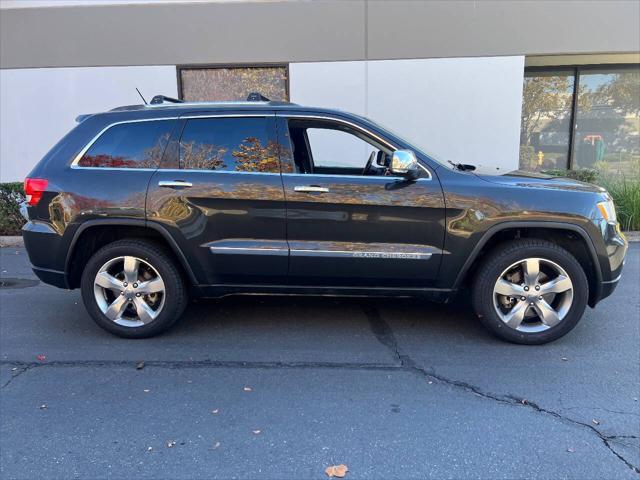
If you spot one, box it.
[1,0,639,69]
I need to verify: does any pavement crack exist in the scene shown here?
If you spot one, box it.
[0,359,402,372]
[561,406,640,417]
[361,302,640,475]
[2,363,39,389]
[360,303,404,365]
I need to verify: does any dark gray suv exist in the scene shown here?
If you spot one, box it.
[21,95,628,344]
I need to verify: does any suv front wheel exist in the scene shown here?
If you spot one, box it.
[472,239,589,344]
[81,239,188,338]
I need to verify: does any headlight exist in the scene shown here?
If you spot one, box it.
[597,199,617,224]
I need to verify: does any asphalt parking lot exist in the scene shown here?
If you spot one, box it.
[1,245,638,479]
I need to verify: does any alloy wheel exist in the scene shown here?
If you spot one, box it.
[93,256,166,327]
[492,257,574,333]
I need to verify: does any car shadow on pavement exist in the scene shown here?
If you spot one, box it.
[173,292,492,346]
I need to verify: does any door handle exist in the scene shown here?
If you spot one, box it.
[158,180,192,189]
[294,185,329,193]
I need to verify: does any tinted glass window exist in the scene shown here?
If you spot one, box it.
[519,71,575,171]
[179,117,280,173]
[78,120,174,168]
[574,67,640,177]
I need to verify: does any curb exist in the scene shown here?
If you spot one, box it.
[2,232,640,248]
[624,231,640,243]
[0,236,24,248]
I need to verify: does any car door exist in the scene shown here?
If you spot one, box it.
[147,112,288,286]
[277,113,446,288]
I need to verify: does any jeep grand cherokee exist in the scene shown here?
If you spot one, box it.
[21,95,628,344]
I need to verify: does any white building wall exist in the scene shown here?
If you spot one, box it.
[0,66,177,182]
[290,56,525,174]
[0,57,524,181]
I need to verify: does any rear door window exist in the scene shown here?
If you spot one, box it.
[77,120,175,168]
[178,117,280,173]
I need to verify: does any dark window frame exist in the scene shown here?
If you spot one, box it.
[524,63,639,170]
[176,63,290,102]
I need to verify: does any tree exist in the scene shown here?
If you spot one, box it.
[520,75,574,146]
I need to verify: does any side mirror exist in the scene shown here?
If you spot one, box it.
[390,150,419,179]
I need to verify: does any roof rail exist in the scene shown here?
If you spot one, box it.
[149,95,184,105]
[246,92,270,102]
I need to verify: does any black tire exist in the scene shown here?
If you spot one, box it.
[81,239,188,338]
[472,238,588,345]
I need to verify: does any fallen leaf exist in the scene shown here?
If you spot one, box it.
[567,448,575,453]
[136,362,145,370]
[592,419,600,425]
[243,386,252,392]
[211,409,219,415]
[36,354,46,362]
[212,441,220,449]
[325,464,348,478]
[166,441,176,448]
[252,430,261,435]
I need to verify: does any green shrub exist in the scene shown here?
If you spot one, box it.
[0,182,25,236]
[598,173,640,232]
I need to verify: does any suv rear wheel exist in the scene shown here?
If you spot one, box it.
[81,239,188,338]
[472,239,588,344]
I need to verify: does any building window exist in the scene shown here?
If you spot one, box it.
[519,71,575,171]
[574,68,640,175]
[178,65,288,102]
[520,65,639,176]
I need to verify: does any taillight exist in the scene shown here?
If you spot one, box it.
[24,178,49,206]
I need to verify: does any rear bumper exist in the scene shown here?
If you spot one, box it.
[22,221,70,289]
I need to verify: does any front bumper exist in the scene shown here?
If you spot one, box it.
[32,266,68,289]
[600,272,622,300]
[592,223,628,305]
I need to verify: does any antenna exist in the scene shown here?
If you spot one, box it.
[247,92,270,102]
[136,88,148,105]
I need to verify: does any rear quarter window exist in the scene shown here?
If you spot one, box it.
[76,120,175,168]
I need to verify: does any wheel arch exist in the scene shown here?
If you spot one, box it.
[65,219,198,289]
[454,221,602,306]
